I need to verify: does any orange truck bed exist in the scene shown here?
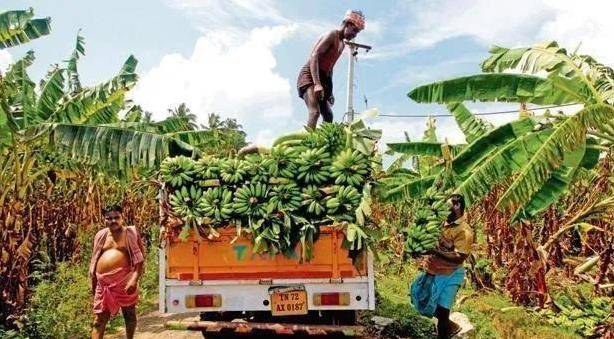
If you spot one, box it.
[165,226,367,281]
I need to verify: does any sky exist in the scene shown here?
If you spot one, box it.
[2,0,613,149]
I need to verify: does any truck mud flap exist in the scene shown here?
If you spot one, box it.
[165,320,364,337]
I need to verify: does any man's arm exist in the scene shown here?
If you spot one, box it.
[431,249,467,264]
[125,228,146,294]
[309,31,336,99]
[431,229,472,264]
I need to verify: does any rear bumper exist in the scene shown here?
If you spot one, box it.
[163,278,373,313]
[165,320,364,337]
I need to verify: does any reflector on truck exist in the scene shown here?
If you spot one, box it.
[312,292,350,306]
[185,294,222,308]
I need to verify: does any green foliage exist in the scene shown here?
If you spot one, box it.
[45,123,196,175]
[0,9,51,49]
[456,291,580,339]
[540,289,613,337]
[408,73,579,105]
[447,102,492,143]
[25,262,93,338]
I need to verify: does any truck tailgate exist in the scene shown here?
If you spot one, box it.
[165,226,367,281]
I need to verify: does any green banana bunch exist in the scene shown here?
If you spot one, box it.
[296,146,331,184]
[233,183,270,219]
[330,148,369,187]
[404,186,450,254]
[244,154,274,183]
[168,185,205,222]
[199,187,234,222]
[325,186,361,215]
[272,131,308,147]
[194,156,222,181]
[160,156,196,187]
[220,158,248,184]
[301,185,326,216]
[269,183,302,211]
[268,145,299,178]
[315,122,347,155]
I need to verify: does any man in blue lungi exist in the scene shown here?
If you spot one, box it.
[411,194,474,338]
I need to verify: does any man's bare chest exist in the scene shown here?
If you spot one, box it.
[101,230,128,252]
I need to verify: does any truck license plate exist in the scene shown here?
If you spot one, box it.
[271,290,308,316]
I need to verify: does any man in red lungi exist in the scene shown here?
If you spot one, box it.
[90,204,145,339]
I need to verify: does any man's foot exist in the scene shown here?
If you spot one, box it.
[449,320,462,338]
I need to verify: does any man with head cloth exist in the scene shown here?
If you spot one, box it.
[297,10,365,128]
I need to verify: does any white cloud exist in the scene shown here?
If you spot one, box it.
[537,0,614,64]
[166,0,328,37]
[166,0,289,33]
[0,50,12,72]
[372,0,614,64]
[129,25,297,133]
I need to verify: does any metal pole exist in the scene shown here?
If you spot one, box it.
[345,43,356,123]
[343,41,371,124]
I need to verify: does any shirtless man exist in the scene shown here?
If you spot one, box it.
[297,10,365,128]
[89,205,145,339]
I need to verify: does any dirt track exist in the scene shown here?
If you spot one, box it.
[107,310,202,339]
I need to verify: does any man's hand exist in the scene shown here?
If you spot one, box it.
[125,278,138,295]
[328,95,335,106]
[314,84,325,101]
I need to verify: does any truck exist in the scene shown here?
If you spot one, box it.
[159,219,375,337]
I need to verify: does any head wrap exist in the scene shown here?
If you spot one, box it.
[343,10,365,31]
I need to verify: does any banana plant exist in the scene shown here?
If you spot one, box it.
[0,32,200,177]
[398,41,613,220]
[0,8,51,49]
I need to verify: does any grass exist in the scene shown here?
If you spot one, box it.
[370,260,582,339]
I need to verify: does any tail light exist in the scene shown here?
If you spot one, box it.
[312,292,350,306]
[185,294,222,308]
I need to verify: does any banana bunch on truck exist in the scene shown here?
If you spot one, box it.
[159,122,381,260]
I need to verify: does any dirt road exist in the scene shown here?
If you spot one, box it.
[107,310,202,339]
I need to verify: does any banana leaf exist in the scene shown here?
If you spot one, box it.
[408,73,580,106]
[512,140,586,221]
[451,118,535,175]
[455,128,553,206]
[53,55,137,125]
[42,123,195,175]
[0,9,51,49]
[496,103,614,211]
[387,142,446,157]
[379,175,437,202]
[447,103,492,143]
[481,42,572,76]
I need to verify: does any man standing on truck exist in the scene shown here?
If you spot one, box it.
[410,194,474,338]
[297,10,365,128]
[90,204,145,339]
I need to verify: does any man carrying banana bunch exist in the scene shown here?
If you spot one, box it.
[410,194,474,338]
